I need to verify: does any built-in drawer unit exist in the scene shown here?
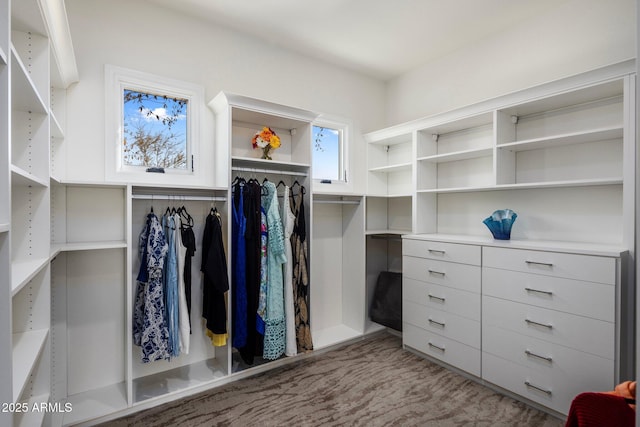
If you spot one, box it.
[404,323,481,377]
[403,239,481,265]
[402,237,481,377]
[401,234,627,417]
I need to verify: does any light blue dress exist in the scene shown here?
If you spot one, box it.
[261,181,287,360]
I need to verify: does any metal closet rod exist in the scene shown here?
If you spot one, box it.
[132,194,227,202]
[232,166,307,177]
[313,199,360,205]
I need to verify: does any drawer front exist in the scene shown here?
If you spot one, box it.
[404,300,480,348]
[403,322,481,377]
[403,256,480,294]
[482,350,614,415]
[482,267,614,322]
[482,296,614,359]
[482,246,617,285]
[403,277,481,321]
[403,239,481,265]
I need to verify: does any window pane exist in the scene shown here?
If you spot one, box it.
[313,125,341,181]
[122,89,188,169]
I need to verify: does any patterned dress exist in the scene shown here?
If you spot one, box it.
[133,212,171,363]
[262,181,287,360]
[290,188,313,353]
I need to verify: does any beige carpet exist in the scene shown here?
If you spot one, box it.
[99,333,564,427]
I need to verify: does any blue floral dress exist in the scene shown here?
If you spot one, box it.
[133,212,170,363]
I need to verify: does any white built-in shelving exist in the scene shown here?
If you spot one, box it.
[366,61,634,244]
[7,2,54,424]
[365,60,636,417]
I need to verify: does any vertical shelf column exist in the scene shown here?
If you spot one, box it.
[0,0,11,425]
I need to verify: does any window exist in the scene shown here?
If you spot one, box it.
[105,65,203,184]
[122,89,188,170]
[312,118,349,184]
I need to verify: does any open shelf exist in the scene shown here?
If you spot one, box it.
[11,164,49,188]
[12,329,48,401]
[50,240,127,257]
[498,126,623,152]
[418,147,493,163]
[11,257,49,297]
[133,358,227,403]
[10,45,47,114]
[63,383,128,426]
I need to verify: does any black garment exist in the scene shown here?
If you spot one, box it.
[180,222,196,331]
[237,179,262,364]
[201,209,229,338]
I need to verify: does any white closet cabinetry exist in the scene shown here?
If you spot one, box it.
[482,245,622,414]
[401,235,627,416]
[50,183,128,425]
[311,194,369,344]
[211,92,370,350]
[0,0,10,422]
[402,239,481,377]
[5,2,54,426]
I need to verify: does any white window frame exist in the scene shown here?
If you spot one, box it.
[312,115,351,192]
[105,65,204,185]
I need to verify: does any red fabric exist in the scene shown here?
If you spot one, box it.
[565,392,635,427]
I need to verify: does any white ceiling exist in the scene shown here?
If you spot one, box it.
[143,0,570,81]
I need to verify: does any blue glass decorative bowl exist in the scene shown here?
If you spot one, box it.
[483,209,517,240]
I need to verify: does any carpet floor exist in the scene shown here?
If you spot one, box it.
[98,333,565,427]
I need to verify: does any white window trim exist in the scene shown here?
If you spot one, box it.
[312,115,352,193]
[105,65,204,185]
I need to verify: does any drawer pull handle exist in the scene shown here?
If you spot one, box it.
[525,260,553,267]
[524,381,552,396]
[428,318,445,327]
[525,287,553,296]
[428,269,445,276]
[428,249,445,255]
[525,349,553,363]
[525,319,553,329]
[428,294,446,303]
[428,342,445,352]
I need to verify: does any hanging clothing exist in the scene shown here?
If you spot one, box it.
[175,212,190,354]
[201,209,229,347]
[133,212,171,363]
[180,214,196,331]
[237,179,263,364]
[291,187,313,353]
[232,180,248,349]
[256,206,268,336]
[163,213,180,357]
[281,185,297,357]
[262,181,287,360]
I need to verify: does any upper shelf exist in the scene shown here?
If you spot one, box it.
[498,126,623,152]
[10,45,47,114]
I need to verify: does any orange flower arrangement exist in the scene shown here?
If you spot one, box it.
[252,127,281,160]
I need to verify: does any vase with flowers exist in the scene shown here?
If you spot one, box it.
[252,126,281,160]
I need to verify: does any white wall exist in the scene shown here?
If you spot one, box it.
[385,0,636,125]
[64,0,386,193]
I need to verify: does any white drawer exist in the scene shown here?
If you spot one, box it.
[403,256,480,294]
[482,246,617,285]
[482,267,614,322]
[403,322,481,377]
[482,296,614,359]
[483,349,614,415]
[403,239,481,265]
[404,300,480,348]
[403,277,480,321]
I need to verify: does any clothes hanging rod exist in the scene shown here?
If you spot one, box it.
[132,195,227,202]
[232,166,307,177]
[313,200,360,205]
